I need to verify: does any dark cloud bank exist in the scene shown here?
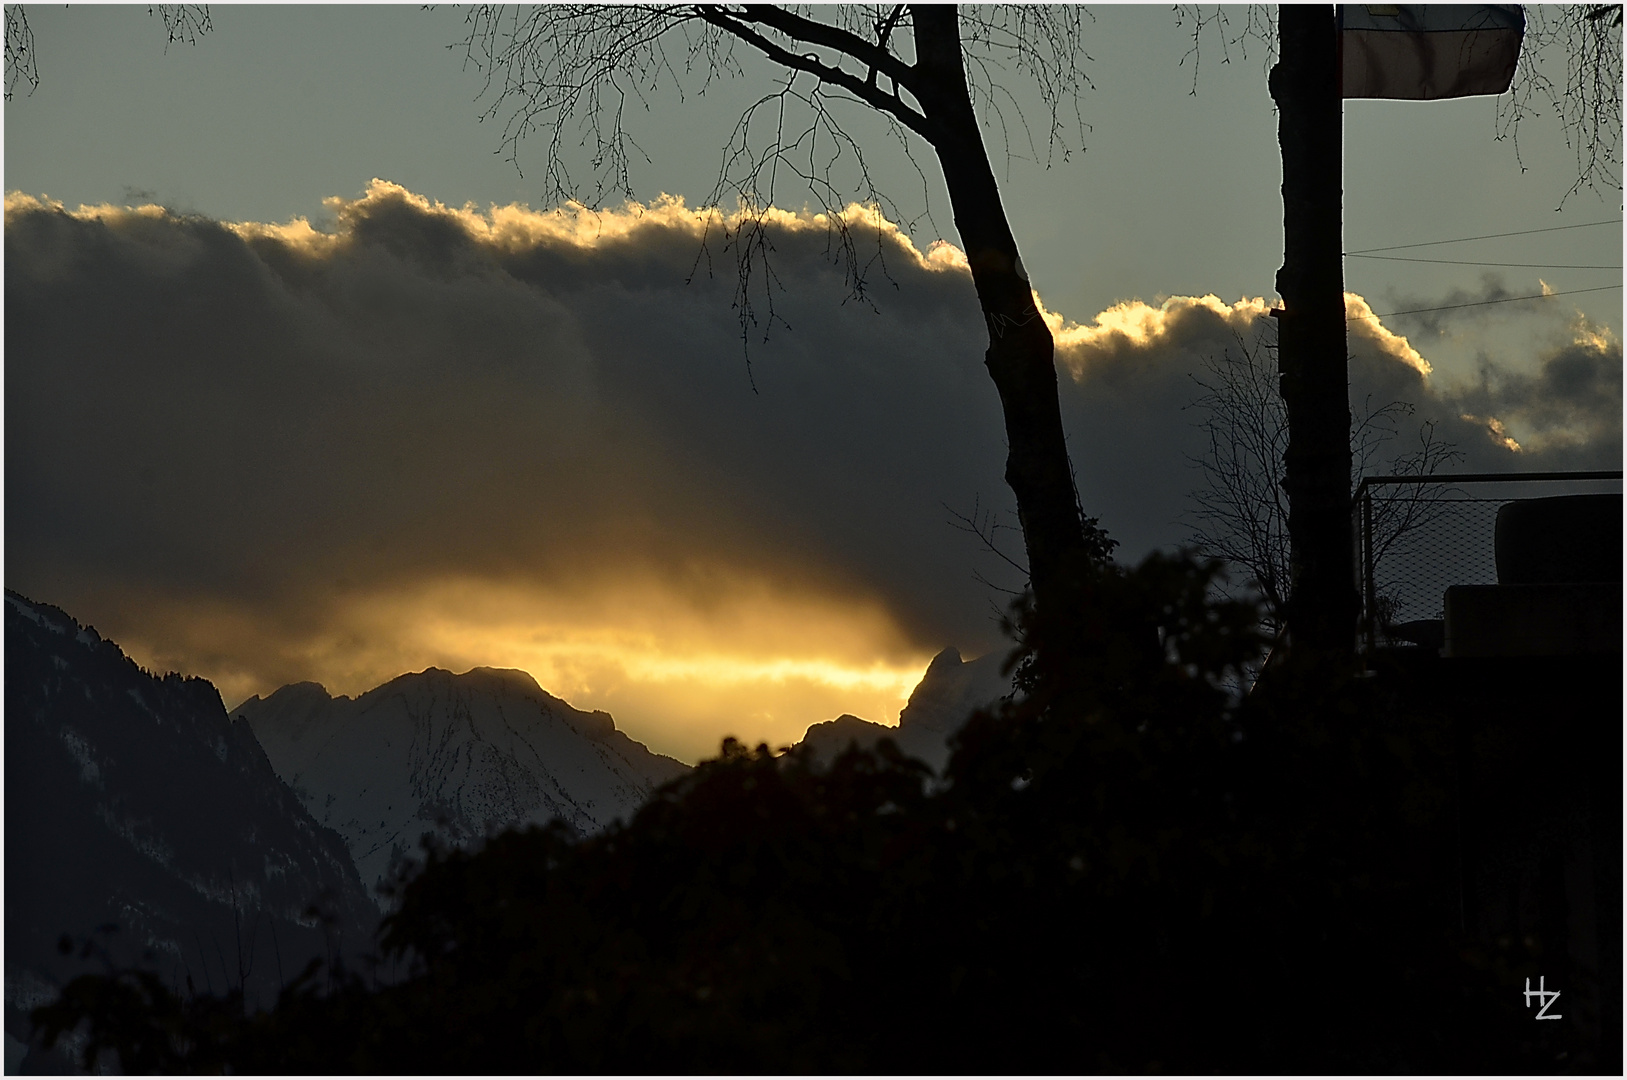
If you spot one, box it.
[6,182,1618,707]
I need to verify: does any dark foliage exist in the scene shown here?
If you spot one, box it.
[32,551,1589,1072]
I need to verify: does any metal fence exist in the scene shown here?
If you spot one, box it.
[1353,470,1623,653]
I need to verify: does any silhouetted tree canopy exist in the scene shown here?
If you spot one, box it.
[34,549,1595,1073]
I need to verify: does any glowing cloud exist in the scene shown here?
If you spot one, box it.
[1460,413,1524,452]
[1044,293,1276,379]
[222,178,966,276]
[1345,293,1431,376]
[7,183,1614,762]
[5,181,1003,763]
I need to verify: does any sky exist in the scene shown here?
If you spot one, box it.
[5,5,1621,763]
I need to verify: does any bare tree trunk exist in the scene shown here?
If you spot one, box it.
[1270,5,1357,659]
[911,5,1093,623]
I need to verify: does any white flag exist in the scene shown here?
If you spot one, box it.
[1340,5,1525,99]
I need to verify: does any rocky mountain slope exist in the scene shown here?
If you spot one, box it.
[798,646,1012,772]
[4,591,378,1072]
[234,668,690,902]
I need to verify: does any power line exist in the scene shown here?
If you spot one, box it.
[1347,253,1623,269]
[1350,284,1623,321]
[1346,218,1620,254]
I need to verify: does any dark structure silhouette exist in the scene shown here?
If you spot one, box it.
[1269,5,1358,660]
[1360,478,1623,1069]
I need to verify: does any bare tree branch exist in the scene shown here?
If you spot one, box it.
[5,5,38,100]
[455,6,709,203]
[955,6,1094,172]
[5,4,212,101]
[1171,4,1278,96]
[1498,4,1624,202]
[1182,321,1462,637]
[945,497,1029,627]
[728,4,920,96]
[866,5,907,90]
[151,4,213,50]
[946,496,1030,579]
[1176,4,1623,203]
[1363,420,1463,598]
[693,6,930,135]
[449,3,1095,401]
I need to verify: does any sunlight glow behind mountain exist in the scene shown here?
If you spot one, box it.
[106,574,934,765]
[7,180,1615,767]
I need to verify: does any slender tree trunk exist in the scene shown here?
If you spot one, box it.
[911,5,1093,624]
[1271,5,1357,658]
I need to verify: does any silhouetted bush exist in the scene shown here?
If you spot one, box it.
[33,551,1570,1072]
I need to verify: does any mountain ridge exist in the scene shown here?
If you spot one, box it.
[795,645,1013,772]
[4,590,378,1071]
[236,664,690,904]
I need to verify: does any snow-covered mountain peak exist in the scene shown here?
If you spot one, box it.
[796,647,1014,772]
[454,665,547,693]
[896,646,1010,736]
[238,665,688,904]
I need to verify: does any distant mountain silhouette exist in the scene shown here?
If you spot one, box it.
[19,554,1620,1073]
[797,646,1011,772]
[3,590,1004,1070]
[234,668,690,903]
[4,591,377,1072]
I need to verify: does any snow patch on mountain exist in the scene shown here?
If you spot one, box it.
[798,646,1012,772]
[236,666,689,903]
[5,590,378,1071]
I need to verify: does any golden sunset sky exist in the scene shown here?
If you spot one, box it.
[6,7,1619,762]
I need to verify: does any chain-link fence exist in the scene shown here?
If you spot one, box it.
[1353,471,1623,652]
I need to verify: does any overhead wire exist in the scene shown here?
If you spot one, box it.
[1339,217,1622,314]
[1347,254,1621,269]
[1349,284,1623,321]
[1345,217,1620,254]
